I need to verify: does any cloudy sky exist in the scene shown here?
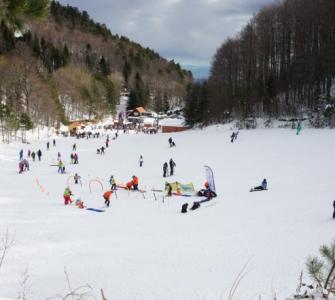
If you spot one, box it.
[58,0,272,77]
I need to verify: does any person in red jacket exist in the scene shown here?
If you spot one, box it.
[132,175,139,191]
[103,190,113,207]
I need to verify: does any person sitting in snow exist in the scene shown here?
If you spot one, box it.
[251,179,267,191]
[75,198,85,209]
[63,187,73,205]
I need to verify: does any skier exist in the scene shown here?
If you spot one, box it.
[46,142,50,150]
[103,189,113,207]
[139,155,144,167]
[100,146,105,154]
[63,187,73,205]
[72,143,77,151]
[333,200,335,219]
[74,173,81,184]
[31,151,36,162]
[296,122,302,135]
[109,175,117,190]
[19,149,23,160]
[37,149,42,161]
[53,139,56,147]
[169,159,176,176]
[251,179,267,191]
[163,162,168,177]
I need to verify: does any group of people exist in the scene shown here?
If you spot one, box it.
[163,159,176,177]
[18,148,42,173]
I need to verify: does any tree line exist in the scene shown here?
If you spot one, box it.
[185,0,335,127]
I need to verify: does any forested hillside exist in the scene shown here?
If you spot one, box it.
[0,0,192,141]
[185,0,335,127]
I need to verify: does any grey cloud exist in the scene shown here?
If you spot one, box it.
[58,0,272,67]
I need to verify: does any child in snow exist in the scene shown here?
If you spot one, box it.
[74,173,81,184]
[139,155,144,167]
[109,175,117,190]
[252,179,267,191]
[63,187,73,205]
[75,198,85,209]
[103,190,113,207]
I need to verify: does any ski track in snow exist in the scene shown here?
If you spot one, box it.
[0,127,334,300]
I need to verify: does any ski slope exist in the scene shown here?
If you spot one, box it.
[0,126,334,300]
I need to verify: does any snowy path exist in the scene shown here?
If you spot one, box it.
[0,127,334,299]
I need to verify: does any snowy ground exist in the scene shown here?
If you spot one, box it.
[0,126,334,300]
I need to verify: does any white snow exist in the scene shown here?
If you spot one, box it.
[0,126,334,299]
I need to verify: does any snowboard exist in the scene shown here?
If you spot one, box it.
[86,208,105,212]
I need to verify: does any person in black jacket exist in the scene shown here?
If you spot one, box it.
[333,200,335,219]
[169,159,176,176]
[163,162,168,177]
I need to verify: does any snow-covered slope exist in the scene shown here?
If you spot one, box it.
[0,126,334,299]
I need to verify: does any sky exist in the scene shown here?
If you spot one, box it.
[58,0,273,78]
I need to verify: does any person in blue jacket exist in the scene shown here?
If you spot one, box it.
[252,179,267,191]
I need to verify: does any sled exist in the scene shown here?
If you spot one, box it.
[249,188,268,192]
[117,184,146,193]
[86,208,105,212]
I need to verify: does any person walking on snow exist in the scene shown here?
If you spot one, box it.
[53,139,56,147]
[169,159,176,176]
[37,149,42,161]
[333,200,335,219]
[106,137,109,148]
[163,162,168,177]
[46,142,50,150]
[57,152,61,160]
[63,187,73,205]
[296,122,302,135]
[74,153,78,164]
[103,189,113,207]
[31,151,36,161]
[139,155,144,167]
[72,143,77,151]
[19,149,23,160]
[27,150,31,158]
